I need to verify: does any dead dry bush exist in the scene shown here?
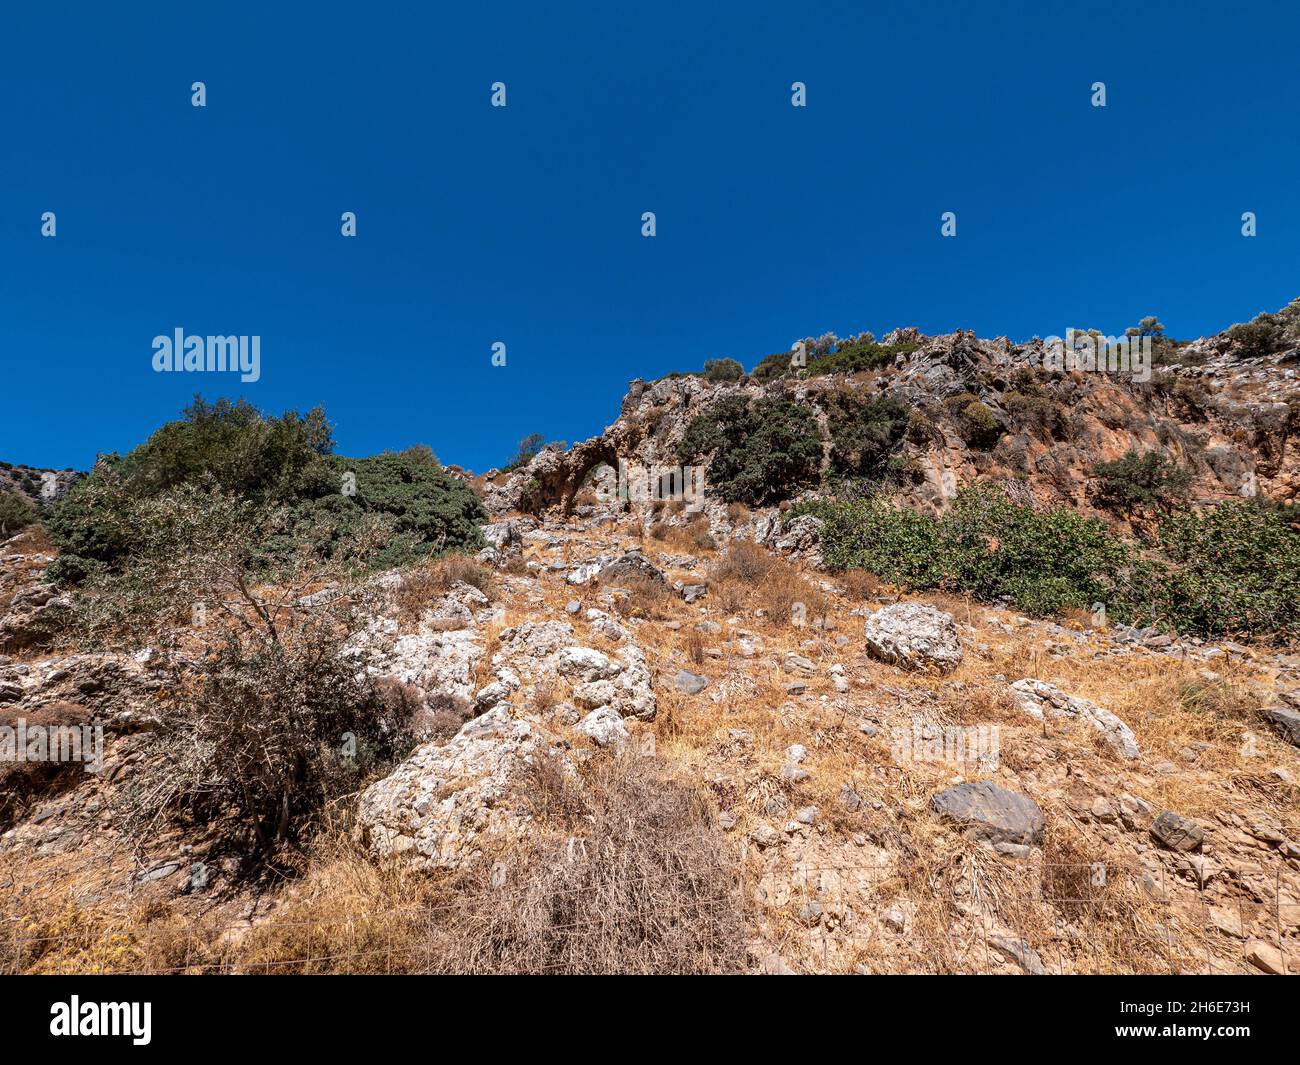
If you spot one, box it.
[710,540,779,584]
[424,753,748,974]
[684,628,706,665]
[614,575,675,620]
[394,555,496,622]
[709,541,827,629]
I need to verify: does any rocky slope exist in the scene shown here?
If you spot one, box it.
[481,314,1300,531]
[2,306,1299,975]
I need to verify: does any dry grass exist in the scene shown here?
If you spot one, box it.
[393,554,496,623]
[613,575,675,620]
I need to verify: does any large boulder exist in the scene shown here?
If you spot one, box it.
[567,550,667,587]
[931,781,1045,846]
[357,707,572,868]
[1010,679,1140,760]
[863,603,963,674]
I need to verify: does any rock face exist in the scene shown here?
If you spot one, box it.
[576,706,630,747]
[931,781,1045,846]
[477,306,1300,522]
[357,707,571,868]
[773,515,824,565]
[863,603,963,674]
[1010,679,1140,760]
[0,582,72,653]
[476,520,524,566]
[1263,705,1300,748]
[489,621,657,721]
[565,550,666,587]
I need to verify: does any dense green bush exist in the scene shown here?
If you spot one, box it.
[944,393,1002,449]
[306,451,487,569]
[702,358,744,382]
[806,340,916,377]
[801,484,1127,617]
[806,484,1300,642]
[750,351,800,382]
[116,396,333,501]
[1091,450,1191,510]
[47,398,485,582]
[825,393,909,481]
[1131,502,1300,641]
[677,394,822,505]
[0,489,37,538]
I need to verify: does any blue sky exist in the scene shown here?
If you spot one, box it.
[2,1,1297,472]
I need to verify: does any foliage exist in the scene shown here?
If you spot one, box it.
[0,489,37,538]
[702,358,744,382]
[1091,450,1191,510]
[676,394,822,505]
[47,398,485,581]
[824,392,909,481]
[944,394,1002,449]
[1129,502,1300,641]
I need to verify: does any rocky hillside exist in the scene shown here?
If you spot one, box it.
[1,305,1298,976]
[482,306,1300,530]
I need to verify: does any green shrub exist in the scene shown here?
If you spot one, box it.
[809,485,1300,642]
[750,351,800,382]
[0,489,37,538]
[796,495,944,587]
[677,394,822,505]
[1091,450,1191,510]
[116,396,332,502]
[944,394,1002,449]
[702,358,744,383]
[937,483,1128,616]
[825,393,909,481]
[1003,391,1066,439]
[806,340,915,378]
[1131,502,1300,641]
[304,452,486,569]
[805,483,1128,618]
[48,399,485,582]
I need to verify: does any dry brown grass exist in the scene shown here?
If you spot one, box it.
[393,554,496,623]
[613,575,675,620]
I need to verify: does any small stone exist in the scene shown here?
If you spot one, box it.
[797,900,823,927]
[1244,939,1287,975]
[1150,810,1204,852]
[674,669,709,695]
[182,862,215,894]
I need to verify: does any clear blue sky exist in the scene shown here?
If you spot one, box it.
[2,1,1297,472]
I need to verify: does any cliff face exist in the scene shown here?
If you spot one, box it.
[481,316,1300,527]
